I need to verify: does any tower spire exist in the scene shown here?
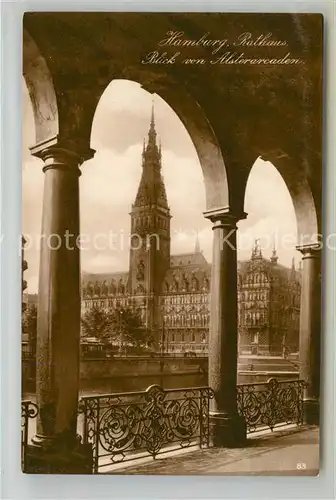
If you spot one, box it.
[134,102,168,209]
[290,256,296,280]
[195,231,201,254]
[129,100,171,302]
[148,99,157,146]
[151,99,155,126]
[270,234,278,264]
[252,238,262,259]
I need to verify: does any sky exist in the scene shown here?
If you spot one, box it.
[22,79,301,294]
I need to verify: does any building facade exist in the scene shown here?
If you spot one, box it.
[81,111,301,356]
[238,243,301,356]
[22,235,28,313]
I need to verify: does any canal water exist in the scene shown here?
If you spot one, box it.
[22,354,298,399]
[23,371,298,400]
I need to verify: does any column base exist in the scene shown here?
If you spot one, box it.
[23,441,93,474]
[303,399,319,425]
[210,413,247,448]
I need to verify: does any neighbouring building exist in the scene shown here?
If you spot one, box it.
[237,242,301,356]
[22,235,29,357]
[81,109,301,355]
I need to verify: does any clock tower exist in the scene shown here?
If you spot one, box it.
[128,105,171,333]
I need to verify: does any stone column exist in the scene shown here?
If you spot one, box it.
[26,142,94,473]
[204,208,247,447]
[296,244,321,425]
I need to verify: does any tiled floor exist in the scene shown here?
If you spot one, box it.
[109,426,319,476]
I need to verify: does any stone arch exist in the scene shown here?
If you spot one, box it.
[243,157,319,245]
[274,161,319,241]
[88,77,229,213]
[146,82,229,211]
[23,29,58,144]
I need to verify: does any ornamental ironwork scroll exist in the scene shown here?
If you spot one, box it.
[21,400,38,470]
[78,384,214,473]
[236,378,305,433]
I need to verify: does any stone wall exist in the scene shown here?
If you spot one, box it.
[80,356,206,379]
[22,356,208,395]
[22,355,298,396]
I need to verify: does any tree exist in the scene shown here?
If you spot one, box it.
[109,307,146,352]
[23,304,37,357]
[81,305,149,353]
[81,305,112,342]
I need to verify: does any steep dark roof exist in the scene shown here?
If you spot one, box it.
[170,252,209,268]
[81,251,300,297]
[133,106,169,210]
[82,270,128,285]
[81,252,211,296]
[238,257,301,282]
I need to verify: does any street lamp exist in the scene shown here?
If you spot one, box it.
[161,322,165,356]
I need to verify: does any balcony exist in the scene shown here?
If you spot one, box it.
[22,379,313,474]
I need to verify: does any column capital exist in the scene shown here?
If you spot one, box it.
[296,243,321,258]
[203,206,247,226]
[30,135,95,168]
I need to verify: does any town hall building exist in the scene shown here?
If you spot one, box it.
[81,109,301,356]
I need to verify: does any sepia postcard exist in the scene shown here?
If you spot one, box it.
[21,12,322,475]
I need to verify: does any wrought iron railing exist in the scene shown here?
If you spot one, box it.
[237,378,305,433]
[21,400,38,470]
[78,384,214,473]
[21,379,306,472]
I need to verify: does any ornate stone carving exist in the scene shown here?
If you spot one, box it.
[109,279,117,295]
[118,279,125,295]
[181,273,189,292]
[101,280,108,296]
[93,281,100,296]
[136,260,145,281]
[86,282,94,297]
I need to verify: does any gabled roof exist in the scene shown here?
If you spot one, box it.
[163,252,211,293]
[82,270,129,285]
[238,257,301,282]
[170,251,209,268]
